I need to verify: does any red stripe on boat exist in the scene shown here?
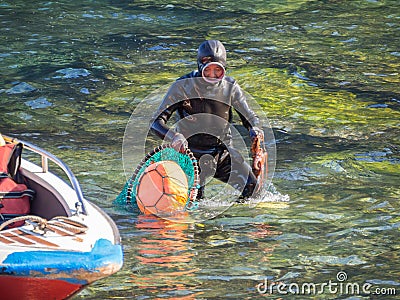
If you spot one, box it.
[0,275,84,300]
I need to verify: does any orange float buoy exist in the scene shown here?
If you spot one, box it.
[136,160,189,215]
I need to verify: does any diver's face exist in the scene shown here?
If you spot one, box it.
[201,62,225,83]
[203,63,224,79]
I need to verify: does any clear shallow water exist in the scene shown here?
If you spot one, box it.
[1,0,399,299]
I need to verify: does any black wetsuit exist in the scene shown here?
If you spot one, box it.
[151,71,259,198]
[151,40,259,198]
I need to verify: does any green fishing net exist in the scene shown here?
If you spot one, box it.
[114,145,199,210]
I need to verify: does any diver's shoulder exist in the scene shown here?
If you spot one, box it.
[177,70,199,80]
[223,75,236,84]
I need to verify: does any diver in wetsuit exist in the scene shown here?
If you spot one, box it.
[151,40,264,199]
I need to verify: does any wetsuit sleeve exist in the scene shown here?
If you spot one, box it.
[150,82,182,141]
[231,82,260,130]
[150,105,177,141]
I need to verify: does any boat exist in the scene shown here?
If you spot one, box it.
[0,135,123,300]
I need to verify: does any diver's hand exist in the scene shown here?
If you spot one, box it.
[171,133,188,153]
[250,127,264,140]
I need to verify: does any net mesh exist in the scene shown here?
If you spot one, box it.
[114,145,199,210]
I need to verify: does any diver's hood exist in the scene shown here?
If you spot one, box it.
[197,40,227,72]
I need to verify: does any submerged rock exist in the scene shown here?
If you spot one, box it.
[24,97,53,109]
[55,68,91,79]
[80,87,90,94]
[6,82,37,94]
[147,45,171,51]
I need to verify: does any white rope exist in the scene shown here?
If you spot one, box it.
[50,216,88,233]
[0,215,88,233]
[0,215,47,231]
